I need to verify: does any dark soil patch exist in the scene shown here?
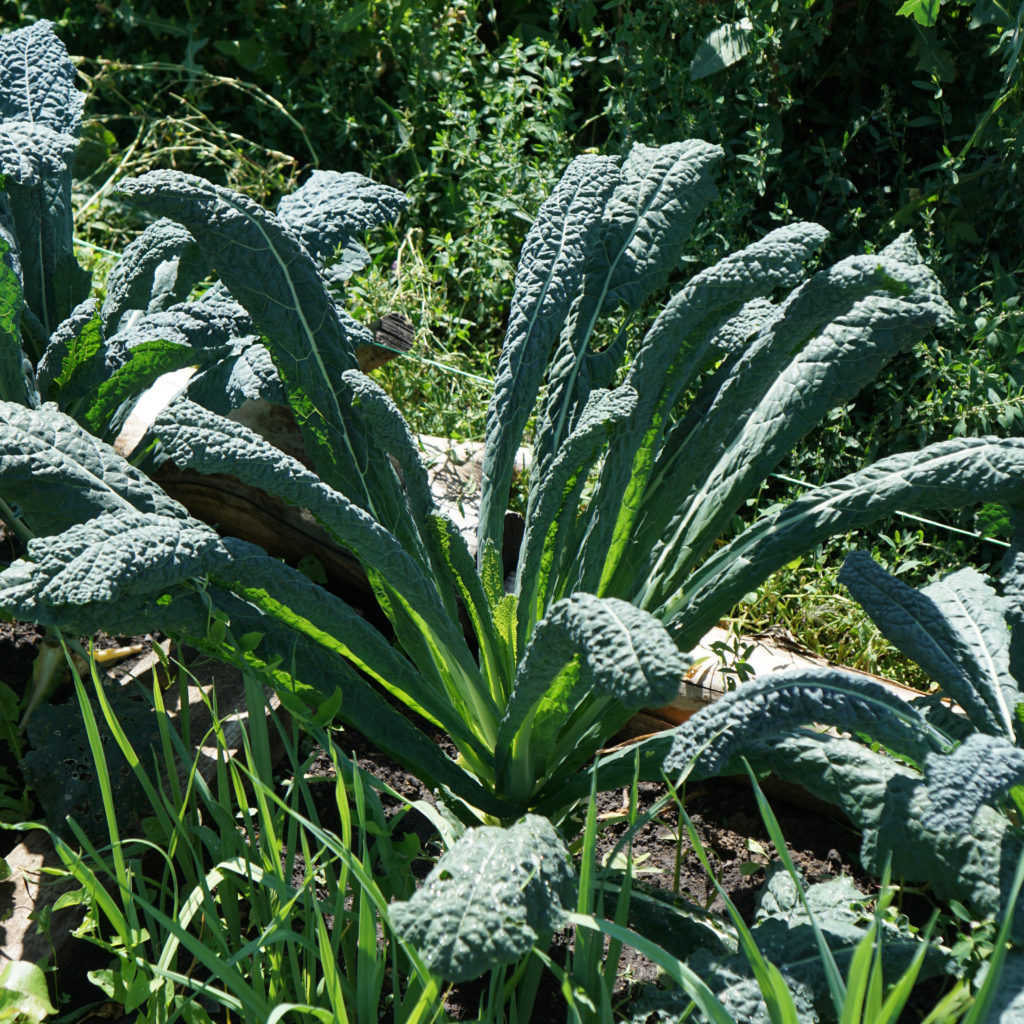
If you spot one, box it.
[0,618,45,684]
[594,776,870,923]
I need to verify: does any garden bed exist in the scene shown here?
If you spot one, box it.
[1,16,1021,1017]
[0,412,967,1017]
[0,611,912,1017]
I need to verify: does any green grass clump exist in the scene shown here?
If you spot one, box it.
[31,644,999,1022]
[42,647,440,1022]
[728,522,1000,691]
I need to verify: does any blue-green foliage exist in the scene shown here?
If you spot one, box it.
[390,814,576,983]
[0,19,89,360]
[3,20,1024,831]
[0,22,412,455]
[567,534,1024,937]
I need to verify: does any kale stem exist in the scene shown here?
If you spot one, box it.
[0,495,34,545]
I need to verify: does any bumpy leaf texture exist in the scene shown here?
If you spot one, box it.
[0,121,75,188]
[390,815,576,981]
[103,293,259,371]
[662,866,936,1024]
[531,140,722,481]
[153,399,423,589]
[497,592,692,808]
[185,341,285,413]
[599,141,723,315]
[0,510,224,607]
[100,218,210,334]
[921,733,1024,832]
[504,592,690,736]
[0,519,220,636]
[982,948,1024,1022]
[575,221,829,598]
[0,20,82,133]
[1001,524,1024,694]
[668,437,1024,648]
[662,668,950,778]
[275,169,409,283]
[152,399,476,681]
[22,684,164,842]
[639,237,955,615]
[115,170,386,509]
[478,154,618,555]
[840,551,1020,739]
[747,731,1024,941]
[0,400,187,535]
[0,21,89,342]
[35,297,101,400]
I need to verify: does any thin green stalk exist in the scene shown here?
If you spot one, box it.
[225,753,441,989]
[52,819,134,953]
[42,640,452,1022]
[65,642,141,946]
[675,804,801,1024]
[741,759,846,1014]
[872,913,940,1024]
[568,912,736,1024]
[960,845,1024,1024]
[571,774,602,1015]
[602,768,638,1001]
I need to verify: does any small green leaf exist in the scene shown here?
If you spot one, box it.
[51,888,87,911]
[236,631,264,653]
[296,554,327,584]
[946,900,974,923]
[897,0,942,26]
[0,960,58,1021]
[690,19,754,80]
[977,503,1012,540]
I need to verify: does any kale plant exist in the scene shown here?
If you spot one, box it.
[3,20,1024,828]
[0,21,408,458]
[0,20,411,822]
[571,529,1024,941]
